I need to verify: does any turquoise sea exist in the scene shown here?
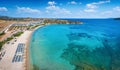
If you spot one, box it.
[30,19,120,70]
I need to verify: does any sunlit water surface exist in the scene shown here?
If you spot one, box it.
[30,19,120,70]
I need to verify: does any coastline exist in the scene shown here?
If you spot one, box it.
[25,23,82,70]
[0,21,82,70]
[25,25,45,70]
[25,31,32,70]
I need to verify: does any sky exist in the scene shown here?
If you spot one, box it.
[0,0,120,18]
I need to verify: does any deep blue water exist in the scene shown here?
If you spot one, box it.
[30,19,120,70]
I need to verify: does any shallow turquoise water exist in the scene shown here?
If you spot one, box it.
[30,19,120,70]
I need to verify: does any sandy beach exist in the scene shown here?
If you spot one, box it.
[0,30,33,70]
[0,24,44,70]
[25,25,44,70]
[25,32,32,70]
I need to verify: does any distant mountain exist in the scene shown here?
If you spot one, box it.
[0,16,11,20]
[0,16,31,21]
[0,16,19,20]
[114,18,120,20]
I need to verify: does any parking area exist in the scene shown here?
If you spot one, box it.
[12,43,25,63]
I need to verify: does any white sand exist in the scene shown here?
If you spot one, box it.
[0,31,32,70]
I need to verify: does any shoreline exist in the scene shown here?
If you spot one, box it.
[25,25,45,70]
[25,31,32,70]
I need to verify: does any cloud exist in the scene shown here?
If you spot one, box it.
[86,4,98,9]
[68,1,77,5]
[101,11,112,14]
[46,10,50,13]
[0,7,8,12]
[46,1,71,15]
[46,5,71,14]
[46,5,59,10]
[102,6,120,14]
[84,0,110,13]
[86,0,110,9]
[92,0,110,5]
[100,6,120,18]
[113,6,120,12]
[17,6,41,14]
[48,1,56,6]
[84,9,96,13]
